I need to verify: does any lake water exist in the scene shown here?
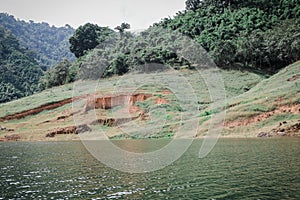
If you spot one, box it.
[0,139,299,199]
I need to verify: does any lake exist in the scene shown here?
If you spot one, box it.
[0,138,299,199]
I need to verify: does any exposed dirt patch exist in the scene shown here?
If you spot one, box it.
[156,98,169,105]
[225,104,300,127]
[1,92,171,140]
[84,93,152,112]
[127,105,142,114]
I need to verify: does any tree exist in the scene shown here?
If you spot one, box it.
[69,23,113,58]
[114,23,131,34]
[236,18,300,71]
[112,54,129,75]
[185,0,202,10]
[39,59,73,89]
[186,0,237,10]
[53,59,71,86]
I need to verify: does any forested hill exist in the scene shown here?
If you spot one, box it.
[1,0,300,103]
[156,0,300,71]
[0,26,43,103]
[0,13,75,69]
[67,0,300,81]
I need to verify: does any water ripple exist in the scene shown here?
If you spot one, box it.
[0,139,299,199]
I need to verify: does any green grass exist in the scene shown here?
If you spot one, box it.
[221,61,300,134]
[0,67,263,119]
[1,61,299,140]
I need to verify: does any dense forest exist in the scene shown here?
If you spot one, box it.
[0,13,75,103]
[58,0,300,86]
[0,13,75,70]
[160,0,300,70]
[1,0,300,103]
[0,26,43,103]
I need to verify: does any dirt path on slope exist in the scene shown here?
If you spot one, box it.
[0,98,74,122]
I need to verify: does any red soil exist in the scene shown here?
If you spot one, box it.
[84,93,152,112]
[156,98,169,105]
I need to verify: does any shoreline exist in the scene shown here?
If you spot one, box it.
[1,134,299,142]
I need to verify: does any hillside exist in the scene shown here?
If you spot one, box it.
[0,61,299,141]
[0,0,299,105]
[0,13,75,69]
[198,61,300,137]
[0,0,299,141]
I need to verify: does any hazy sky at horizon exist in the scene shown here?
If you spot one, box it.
[0,0,186,30]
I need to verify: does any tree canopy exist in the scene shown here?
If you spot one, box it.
[115,22,131,33]
[38,59,76,90]
[0,26,43,103]
[70,0,300,78]
[159,0,300,71]
[69,23,114,58]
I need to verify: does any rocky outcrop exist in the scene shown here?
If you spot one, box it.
[0,126,14,132]
[46,124,91,137]
[257,120,300,137]
[257,132,272,137]
[90,114,141,127]
[0,134,21,141]
[270,121,300,136]
[287,74,299,81]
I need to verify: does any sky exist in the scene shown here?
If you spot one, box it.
[0,0,186,30]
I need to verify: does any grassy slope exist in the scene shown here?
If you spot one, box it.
[198,61,300,137]
[1,61,299,140]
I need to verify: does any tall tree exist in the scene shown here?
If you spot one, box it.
[38,59,73,89]
[185,0,203,10]
[69,23,113,58]
[114,23,131,34]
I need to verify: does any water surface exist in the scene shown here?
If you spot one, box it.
[0,138,299,199]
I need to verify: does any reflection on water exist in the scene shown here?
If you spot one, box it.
[0,139,299,199]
